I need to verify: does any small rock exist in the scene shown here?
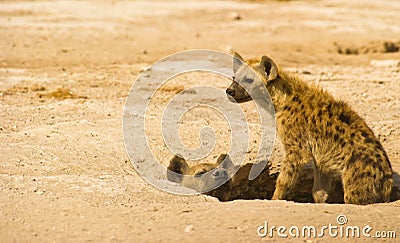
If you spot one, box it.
[185,224,194,233]
[141,66,151,72]
[202,195,219,202]
[230,12,242,21]
[34,189,45,195]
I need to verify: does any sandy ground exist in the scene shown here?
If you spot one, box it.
[1,0,400,242]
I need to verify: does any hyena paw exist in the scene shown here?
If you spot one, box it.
[313,190,329,203]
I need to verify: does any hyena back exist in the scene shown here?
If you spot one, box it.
[226,52,393,205]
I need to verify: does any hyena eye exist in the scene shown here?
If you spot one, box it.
[244,78,254,84]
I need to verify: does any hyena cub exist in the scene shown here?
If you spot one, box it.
[167,154,235,201]
[226,52,393,204]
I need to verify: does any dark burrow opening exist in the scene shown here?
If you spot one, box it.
[205,162,400,204]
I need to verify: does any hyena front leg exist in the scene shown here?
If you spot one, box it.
[272,151,307,200]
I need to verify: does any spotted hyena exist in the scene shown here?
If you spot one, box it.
[226,52,393,204]
[167,154,235,201]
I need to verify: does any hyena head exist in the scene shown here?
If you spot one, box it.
[226,52,279,103]
[167,154,235,194]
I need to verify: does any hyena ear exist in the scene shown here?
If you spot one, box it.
[216,154,235,171]
[260,56,278,82]
[233,51,244,73]
[167,155,189,183]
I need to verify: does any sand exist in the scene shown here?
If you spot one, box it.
[1,0,399,241]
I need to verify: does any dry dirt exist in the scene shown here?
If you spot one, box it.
[1,0,400,242]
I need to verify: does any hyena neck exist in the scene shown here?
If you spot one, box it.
[266,72,311,111]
